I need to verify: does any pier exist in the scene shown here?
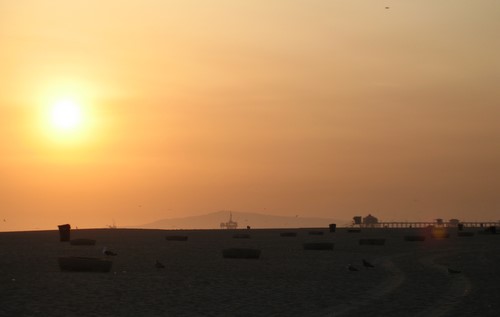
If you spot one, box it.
[352,214,499,229]
[360,221,499,229]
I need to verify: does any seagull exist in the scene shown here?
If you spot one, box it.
[102,247,117,256]
[448,268,461,274]
[362,259,375,268]
[155,260,165,269]
[348,264,359,272]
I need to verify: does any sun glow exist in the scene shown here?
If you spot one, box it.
[50,99,82,131]
[40,93,93,145]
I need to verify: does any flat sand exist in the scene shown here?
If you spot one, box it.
[0,227,499,316]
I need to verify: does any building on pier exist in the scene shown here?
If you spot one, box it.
[448,219,460,227]
[352,214,380,228]
[363,214,379,227]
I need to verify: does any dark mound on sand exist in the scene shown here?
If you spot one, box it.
[222,248,261,259]
[303,242,334,250]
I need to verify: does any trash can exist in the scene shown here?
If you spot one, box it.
[329,223,336,232]
[58,224,71,242]
[457,223,464,231]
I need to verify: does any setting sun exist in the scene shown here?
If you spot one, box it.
[39,93,93,145]
[50,99,82,131]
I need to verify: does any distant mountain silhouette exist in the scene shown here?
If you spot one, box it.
[137,211,346,229]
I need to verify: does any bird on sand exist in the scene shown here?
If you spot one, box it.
[448,268,461,274]
[155,260,165,269]
[362,259,375,268]
[102,247,117,256]
[348,264,359,271]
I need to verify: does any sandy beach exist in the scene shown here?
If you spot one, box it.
[0,227,499,316]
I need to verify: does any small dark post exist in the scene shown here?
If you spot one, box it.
[458,223,464,231]
[58,224,71,242]
[329,223,336,232]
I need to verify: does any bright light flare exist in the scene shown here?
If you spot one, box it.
[50,99,82,131]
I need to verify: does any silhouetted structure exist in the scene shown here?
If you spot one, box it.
[352,214,379,228]
[108,220,117,229]
[352,216,498,228]
[220,211,238,229]
[353,216,362,225]
[449,219,460,227]
[329,223,337,232]
[363,214,379,227]
[58,224,71,242]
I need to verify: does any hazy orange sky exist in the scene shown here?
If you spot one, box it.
[1,1,499,230]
